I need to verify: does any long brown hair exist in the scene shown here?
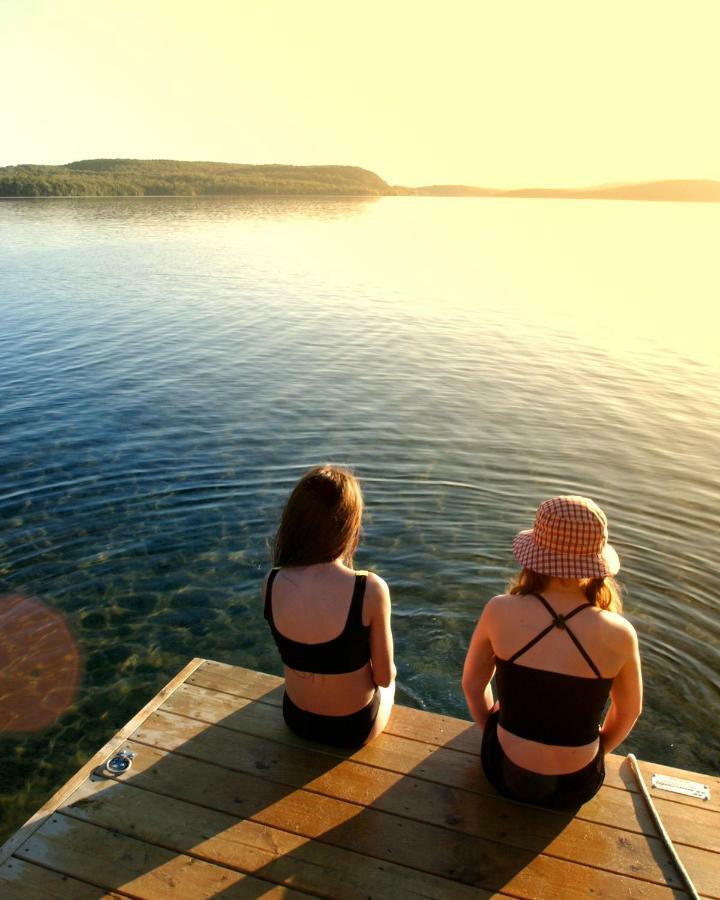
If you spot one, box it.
[508,568,623,613]
[272,465,363,568]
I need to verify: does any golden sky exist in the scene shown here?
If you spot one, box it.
[3,0,719,187]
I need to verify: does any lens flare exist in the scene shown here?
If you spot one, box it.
[0,594,81,732]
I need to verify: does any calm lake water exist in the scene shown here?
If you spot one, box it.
[1,196,718,839]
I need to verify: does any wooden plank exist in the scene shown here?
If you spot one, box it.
[161,681,720,858]
[190,661,720,814]
[62,775,499,899]
[190,661,479,753]
[15,814,309,899]
[164,682,482,791]
[153,685,720,880]
[0,857,125,899]
[129,708,701,894]
[0,656,206,867]
[187,662,720,894]
[5,659,715,898]
[188,661,285,703]
[68,741,680,900]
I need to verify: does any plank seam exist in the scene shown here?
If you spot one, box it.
[192,665,720,780]
[160,702,485,775]
[56,780,658,899]
[148,705,716,851]
[123,735,690,892]
[0,855,143,900]
[33,810,361,900]
[58,797,517,900]
[188,681,480,759]
[186,675,720,812]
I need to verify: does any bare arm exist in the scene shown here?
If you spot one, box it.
[600,627,643,753]
[462,603,497,729]
[367,574,396,688]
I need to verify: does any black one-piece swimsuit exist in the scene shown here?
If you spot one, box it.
[483,593,613,809]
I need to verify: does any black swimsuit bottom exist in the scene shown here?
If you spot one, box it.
[282,690,380,749]
[481,711,605,809]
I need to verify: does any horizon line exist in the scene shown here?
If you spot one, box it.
[1,157,719,193]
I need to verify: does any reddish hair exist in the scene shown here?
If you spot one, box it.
[508,568,623,613]
[273,465,363,567]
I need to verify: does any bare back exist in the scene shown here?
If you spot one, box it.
[490,591,632,679]
[264,562,388,716]
[486,588,637,772]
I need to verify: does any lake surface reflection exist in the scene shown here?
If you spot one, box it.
[1,196,718,839]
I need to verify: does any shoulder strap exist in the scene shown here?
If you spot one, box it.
[507,620,556,664]
[508,593,602,677]
[263,567,280,622]
[531,591,560,619]
[346,572,368,629]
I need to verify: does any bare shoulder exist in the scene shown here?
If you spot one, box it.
[365,570,390,593]
[364,571,391,613]
[482,592,518,619]
[598,609,639,651]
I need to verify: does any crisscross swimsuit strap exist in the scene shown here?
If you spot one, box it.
[507,593,602,678]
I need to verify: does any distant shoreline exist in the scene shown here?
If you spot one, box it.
[2,193,719,204]
[1,159,719,203]
[0,194,383,200]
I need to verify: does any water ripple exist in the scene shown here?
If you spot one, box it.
[1,196,719,842]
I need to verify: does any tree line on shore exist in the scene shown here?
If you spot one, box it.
[3,158,718,202]
[0,159,392,197]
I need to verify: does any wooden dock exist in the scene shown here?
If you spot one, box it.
[1,658,717,898]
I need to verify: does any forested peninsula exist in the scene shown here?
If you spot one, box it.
[0,159,390,197]
[2,158,719,202]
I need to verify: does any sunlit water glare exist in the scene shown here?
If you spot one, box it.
[1,196,718,839]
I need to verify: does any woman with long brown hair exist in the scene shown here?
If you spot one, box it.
[264,465,395,747]
[463,495,642,808]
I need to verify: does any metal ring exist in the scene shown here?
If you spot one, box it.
[105,749,135,774]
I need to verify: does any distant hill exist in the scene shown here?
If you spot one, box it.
[407,179,720,202]
[1,159,718,202]
[0,158,390,197]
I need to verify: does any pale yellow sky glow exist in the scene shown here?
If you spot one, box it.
[3,0,719,187]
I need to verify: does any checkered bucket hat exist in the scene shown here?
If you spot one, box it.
[512,496,620,578]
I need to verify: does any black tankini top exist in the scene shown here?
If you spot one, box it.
[495,593,613,746]
[264,567,371,675]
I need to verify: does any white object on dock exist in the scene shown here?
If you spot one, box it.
[650,772,710,800]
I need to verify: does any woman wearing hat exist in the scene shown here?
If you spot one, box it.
[462,496,642,808]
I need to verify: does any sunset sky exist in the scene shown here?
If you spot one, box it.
[3,0,719,187]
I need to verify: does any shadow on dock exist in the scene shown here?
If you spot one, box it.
[51,678,582,897]
[9,662,700,898]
